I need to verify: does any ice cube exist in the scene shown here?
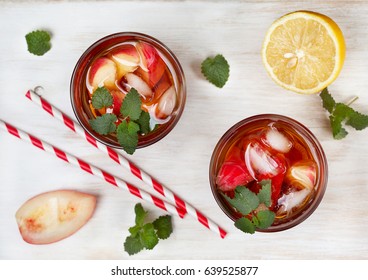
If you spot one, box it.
[264,127,292,153]
[155,86,177,119]
[244,141,280,178]
[125,73,153,98]
[277,188,312,216]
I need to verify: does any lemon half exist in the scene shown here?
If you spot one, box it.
[262,11,346,94]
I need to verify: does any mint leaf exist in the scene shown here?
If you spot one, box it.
[334,103,354,120]
[91,87,113,109]
[330,115,348,139]
[137,111,151,134]
[134,203,147,227]
[153,215,172,240]
[121,88,142,121]
[139,223,159,250]
[346,110,368,130]
[25,30,51,56]
[201,54,230,88]
[128,225,140,238]
[222,186,259,215]
[234,217,256,234]
[124,235,144,256]
[254,210,275,229]
[89,113,117,135]
[257,180,272,207]
[320,88,335,113]
[320,88,368,139]
[116,120,140,155]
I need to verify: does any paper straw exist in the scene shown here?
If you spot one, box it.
[26,88,227,238]
[0,120,186,218]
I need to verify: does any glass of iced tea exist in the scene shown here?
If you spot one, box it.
[209,114,328,232]
[70,32,186,149]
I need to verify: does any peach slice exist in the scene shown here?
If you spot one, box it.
[277,161,317,216]
[285,161,317,191]
[15,190,96,245]
[111,44,140,78]
[89,57,117,89]
[136,42,166,87]
[155,85,177,119]
[111,90,125,116]
[125,73,153,98]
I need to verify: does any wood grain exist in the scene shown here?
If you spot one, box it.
[0,0,367,259]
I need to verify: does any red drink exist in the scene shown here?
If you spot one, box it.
[210,115,328,232]
[71,33,186,149]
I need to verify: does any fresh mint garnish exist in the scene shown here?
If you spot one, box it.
[25,30,51,56]
[121,88,142,121]
[137,111,151,135]
[117,120,140,155]
[222,187,259,215]
[222,180,275,234]
[320,88,368,139]
[89,88,152,155]
[201,54,230,88]
[91,87,113,109]
[124,203,173,256]
[89,113,117,135]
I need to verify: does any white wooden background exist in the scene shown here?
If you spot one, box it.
[0,0,367,260]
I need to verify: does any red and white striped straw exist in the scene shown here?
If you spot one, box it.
[0,119,186,218]
[26,88,227,238]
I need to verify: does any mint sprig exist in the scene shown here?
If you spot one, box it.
[201,54,230,88]
[124,203,173,256]
[25,30,51,56]
[320,88,368,139]
[89,88,151,154]
[222,180,275,234]
[91,87,113,109]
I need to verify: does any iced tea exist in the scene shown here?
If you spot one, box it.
[210,114,327,231]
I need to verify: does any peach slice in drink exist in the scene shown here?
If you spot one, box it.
[111,44,140,78]
[216,146,254,192]
[136,42,166,87]
[277,161,317,216]
[89,57,117,90]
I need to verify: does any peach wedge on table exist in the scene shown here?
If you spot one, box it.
[89,57,117,90]
[15,190,96,245]
[111,44,140,78]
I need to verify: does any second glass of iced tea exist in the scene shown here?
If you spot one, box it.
[71,32,186,149]
[210,114,328,232]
